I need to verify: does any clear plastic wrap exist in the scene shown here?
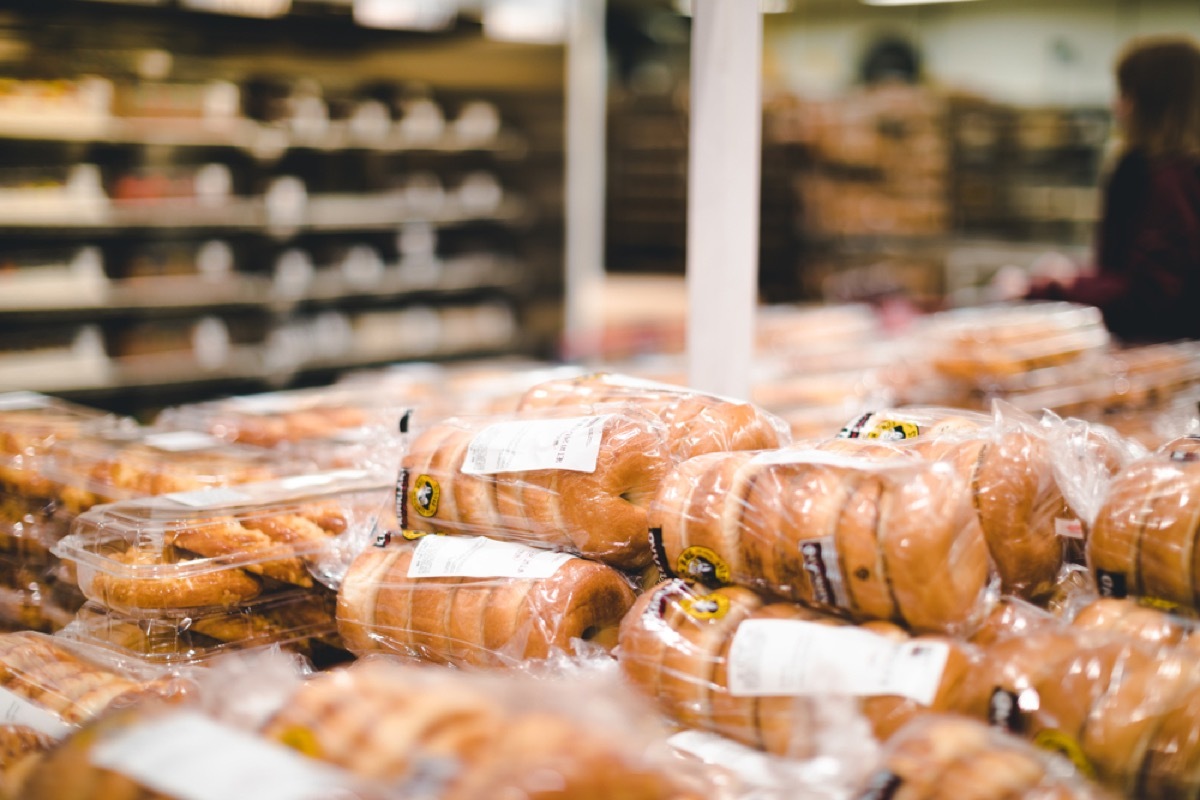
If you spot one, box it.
[53,469,390,615]
[0,491,64,563]
[618,581,980,753]
[60,590,342,667]
[833,405,1074,601]
[0,392,124,501]
[157,387,412,473]
[1069,597,1200,650]
[399,407,677,570]
[921,302,1110,382]
[1087,447,1200,612]
[956,624,1200,795]
[40,427,317,514]
[517,372,791,460]
[337,533,636,667]
[253,657,706,800]
[0,630,185,780]
[650,448,993,634]
[858,714,1115,800]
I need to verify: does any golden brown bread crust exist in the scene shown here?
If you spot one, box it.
[618,583,974,754]
[337,542,636,666]
[84,548,264,612]
[402,415,672,569]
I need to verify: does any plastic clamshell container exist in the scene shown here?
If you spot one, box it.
[0,630,180,738]
[159,386,413,450]
[40,428,316,513]
[59,589,340,666]
[54,468,391,617]
[0,391,126,500]
[0,490,68,561]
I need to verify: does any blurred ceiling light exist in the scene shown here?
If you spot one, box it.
[179,0,291,17]
[674,0,792,15]
[861,0,984,5]
[482,0,566,44]
[353,0,458,30]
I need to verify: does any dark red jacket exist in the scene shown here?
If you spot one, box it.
[1032,150,1200,342]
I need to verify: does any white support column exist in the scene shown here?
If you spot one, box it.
[686,0,761,400]
[563,0,608,359]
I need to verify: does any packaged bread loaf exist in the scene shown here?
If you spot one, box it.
[254,659,704,799]
[400,407,675,569]
[957,624,1200,796]
[618,581,978,753]
[1069,596,1200,650]
[517,372,789,459]
[1088,448,1200,611]
[0,392,123,501]
[54,469,389,615]
[858,714,1115,800]
[922,302,1110,382]
[59,589,342,667]
[836,406,1075,600]
[651,447,992,634]
[40,428,311,514]
[338,533,635,666]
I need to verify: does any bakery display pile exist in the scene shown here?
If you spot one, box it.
[0,301,1199,799]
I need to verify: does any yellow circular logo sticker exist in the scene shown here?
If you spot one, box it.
[410,474,440,518]
[401,529,432,541]
[676,546,731,586]
[276,725,322,759]
[680,593,731,621]
[1033,729,1095,779]
[865,419,920,441]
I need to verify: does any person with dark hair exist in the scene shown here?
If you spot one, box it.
[1028,36,1200,342]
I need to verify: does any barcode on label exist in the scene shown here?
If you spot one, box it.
[461,415,611,475]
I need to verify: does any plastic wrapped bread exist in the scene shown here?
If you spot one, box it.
[618,581,978,753]
[650,448,992,634]
[1068,597,1200,652]
[957,625,1200,796]
[400,408,675,569]
[59,590,342,667]
[0,392,123,501]
[517,372,790,460]
[8,703,383,800]
[835,406,1075,600]
[254,659,704,799]
[859,714,1115,800]
[337,534,635,666]
[922,302,1110,382]
[1088,447,1200,611]
[54,469,389,615]
[41,428,306,514]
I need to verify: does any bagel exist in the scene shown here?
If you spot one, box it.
[337,539,635,666]
[1138,676,1200,800]
[1090,454,1200,609]
[402,412,672,569]
[82,548,264,612]
[1070,597,1192,648]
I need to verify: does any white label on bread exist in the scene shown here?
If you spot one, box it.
[0,392,51,411]
[89,711,356,800]
[142,431,222,452]
[408,535,573,579]
[727,619,949,705]
[0,686,71,739]
[1055,518,1084,540]
[461,415,612,475]
[223,392,302,415]
[163,487,253,508]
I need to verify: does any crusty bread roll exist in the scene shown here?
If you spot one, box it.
[337,540,635,666]
[517,373,787,460]
[862,714,1110,800]
[618,582,976,753]
[1090,454,1200,610]
[653,451,991,634]
[402,411,673,569]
